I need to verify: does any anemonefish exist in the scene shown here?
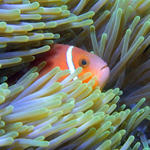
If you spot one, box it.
[35,44,110,88]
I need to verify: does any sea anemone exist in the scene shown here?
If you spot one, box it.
[0,66,149,149]
[0,0,94,69]
[70,0,150,104]
[0,0,150,149]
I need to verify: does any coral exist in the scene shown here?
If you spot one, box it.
[0,66,149,149]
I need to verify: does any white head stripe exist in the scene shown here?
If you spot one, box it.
[66,46,77,80]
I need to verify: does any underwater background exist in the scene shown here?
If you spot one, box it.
[0,0,150,149]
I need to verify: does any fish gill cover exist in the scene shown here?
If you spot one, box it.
[0,0,150,149]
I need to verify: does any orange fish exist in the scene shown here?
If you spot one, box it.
[36,44,110,88]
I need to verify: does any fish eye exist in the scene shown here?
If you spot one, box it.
[79,59,89,68]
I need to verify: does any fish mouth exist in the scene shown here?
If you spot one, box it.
[98,65,110,88]
[100,65,109,70]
